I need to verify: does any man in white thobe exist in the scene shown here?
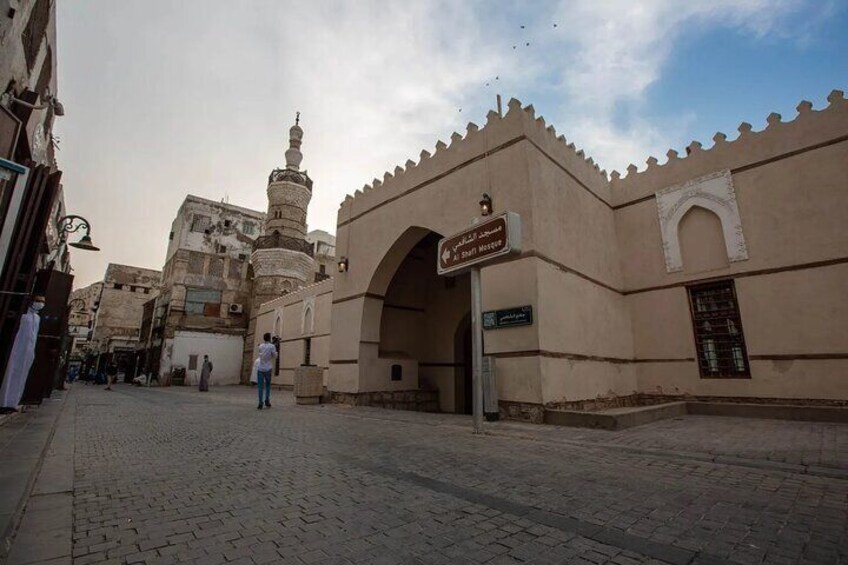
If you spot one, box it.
[0,297,44,412]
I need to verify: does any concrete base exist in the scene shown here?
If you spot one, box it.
[545,401,848,430]
[545,402,688,430]
[688,401,848,423]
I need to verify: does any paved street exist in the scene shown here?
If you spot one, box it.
[6,384,848,564]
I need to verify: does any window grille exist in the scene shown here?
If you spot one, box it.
[242,222,255,235]
[304,337,312,366]
[687,280,750,378]
[190,214,210,233]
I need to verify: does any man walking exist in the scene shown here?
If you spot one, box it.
[104,363,117,391]
[256,333,277,410]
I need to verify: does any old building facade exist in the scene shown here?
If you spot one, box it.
[250,90,847,420]
[0,0,73,397]
[89,264,160,380]
[144,196,264,385]
[307,229,336,281]
[67,281,102,371]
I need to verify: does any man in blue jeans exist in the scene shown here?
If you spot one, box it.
[256,332,277,409]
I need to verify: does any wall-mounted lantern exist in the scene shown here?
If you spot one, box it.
[479,192,493,216]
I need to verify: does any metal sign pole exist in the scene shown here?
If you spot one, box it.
[471,266,484,434]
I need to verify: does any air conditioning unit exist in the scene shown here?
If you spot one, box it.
[229,303,244,314]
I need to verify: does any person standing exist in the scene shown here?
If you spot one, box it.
[0,296,44,413]
[256,333,277,410]
[199,355,212,392]
[104,363,117,391]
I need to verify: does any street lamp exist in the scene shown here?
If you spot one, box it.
[5,92,65,116]
[57,215,100,251]
[337,256,348,273]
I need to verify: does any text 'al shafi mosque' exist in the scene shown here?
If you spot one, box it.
[142,89,847,423]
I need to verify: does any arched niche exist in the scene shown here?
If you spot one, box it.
[655,169,748,273]
[679,205,729,273]
[302,297,314,335]
[273,312,282,338]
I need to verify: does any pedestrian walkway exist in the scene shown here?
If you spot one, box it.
[0,390,68,563]
[2,384,847,564]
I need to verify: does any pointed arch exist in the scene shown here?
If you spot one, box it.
[302,297,315,335]
[273,311,282,338]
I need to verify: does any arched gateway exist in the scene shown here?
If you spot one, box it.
[327,101,549,419]
[249,93,848,421]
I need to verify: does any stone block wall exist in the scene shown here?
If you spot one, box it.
[330,390,439,413]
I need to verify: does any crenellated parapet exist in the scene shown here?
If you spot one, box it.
[610,89,848,207]
[257,277,334,313]
[337,97,613,222]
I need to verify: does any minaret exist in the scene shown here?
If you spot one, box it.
[250,114,316,311]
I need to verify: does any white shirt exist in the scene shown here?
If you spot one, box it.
[257,342,278,372]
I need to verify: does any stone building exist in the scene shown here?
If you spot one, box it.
[144,196,264,385]
[251,90,847,420]
[139,134,333,386]
[67,281,102,369]
[0,0,72,394]
[89,264,160,380]
[307,229,336,281]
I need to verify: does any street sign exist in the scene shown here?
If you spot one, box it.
[437,212,521,275]
[482,305,533,330]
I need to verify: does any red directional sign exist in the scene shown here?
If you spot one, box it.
[437,212,522,275]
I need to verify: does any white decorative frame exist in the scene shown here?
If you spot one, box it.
[302,297,315,335]
[655,169,748,273]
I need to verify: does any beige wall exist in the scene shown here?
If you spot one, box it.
[326,93,848,410]
[329,101,549,405]
[252,280,334,387]
[618,93,848,401]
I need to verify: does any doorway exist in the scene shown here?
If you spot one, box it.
[375,230,471,412]
[454,312,472,414]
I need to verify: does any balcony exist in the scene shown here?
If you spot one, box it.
[253,233,314,257]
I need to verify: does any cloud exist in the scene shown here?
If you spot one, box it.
[55,0,829,287]
[534,0,810,172]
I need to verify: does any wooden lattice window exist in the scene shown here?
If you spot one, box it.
[687,280,750,378]
[22,0,50,71]
[185,287,221,316]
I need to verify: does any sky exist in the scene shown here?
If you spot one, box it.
[54,0,848,289]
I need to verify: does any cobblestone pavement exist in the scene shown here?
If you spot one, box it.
[68,385,848,565]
